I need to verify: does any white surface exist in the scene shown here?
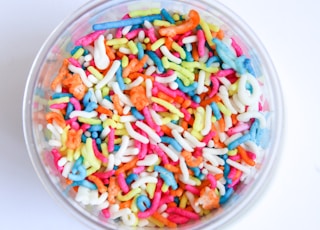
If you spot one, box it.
[0,0,319,229]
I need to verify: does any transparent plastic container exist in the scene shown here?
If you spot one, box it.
[23,0,284,229]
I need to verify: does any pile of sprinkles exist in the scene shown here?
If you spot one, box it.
[45,7,270,228]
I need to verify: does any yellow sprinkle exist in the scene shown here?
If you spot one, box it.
[104,119,117,128]
[106,38,128,46]
[86,166,100,176]
[199,19,214,47]
[115,128,128,136]
[175,71,191,86]
[83,138,101,170]
[123,78,131,84]
[172,42,186,59]
[129,8,161,17]
[60,125,69,152]
[146,183,156,199]
[66,149,74,162]
[208,23,220,33]
[181,61,219,73]
[131,195,139,213]
[211,116,217,123]
[101,87,110,97]
[217,102,231,116]
[100,143,109,157]
[78,117,102,125]
[179,193,188,208]
[127,40,138,54]
[112,114,120,122]
[151,97,184,118]
[72,47,84,59]
[48,97,70,106]
[148,217,165,228]
[172,13,180,21]
[143,37,150,44]
[117,188,142,201]
[162,56,194,81]
[228,80,239,96]
[151,37,165,51]
[190,130,203,141]
[113,138,122,145]
[228,149,238,156]
[161,183,169,193]
[87,66,104,80]
[122,55,129,68]
[147,165,154,172]
[74,146,81,160]
[161,117,172,124]
[193,107,205,132]
[153,19,172,27]
[190,176,201,186]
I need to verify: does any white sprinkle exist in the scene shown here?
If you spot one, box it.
[138,30,145,42]
[100,98,115,110]
[69,110,98,119]
[131,176,158,189]
[183,131,206,148]
[179,156,189,181]
[204,162,223,174]
[120,115,137,123]
[169,81,179,90]
[178,175,196,186]
[106,154,115,171]
[62,161,73,178]
[196,70,206,94]
[160,46,182,64]
[145,65,156,75]
[112,82,134,106]
[95,60,121,89]
[84,54,93,62]
[100,126,111,140]
[125,76,144,90]
[88,74,99,84]
[172,129,193,152]
[155,72,177,83]
[149,108,163,126]
[182,35,198,44]
[135,121,161,143]
[216,181,226,196]
[166,122,184,133]
[68,64,93,88]
[122,25,132,35]
[143,20,153,29]
[203,147,228,155]
[110,208,131,220]
[237,73,261,106]
[237,111,266,128]
[49,139,62,147]
[124,122,149,144]
[106,33,113,40]
[226,158,251,174]
[123,105,131,115]
[88,88,97,103]
[47,123,61,140]
[185,191,201,213]
[119,47,131,54]
[201,105,212,136]
[137,154,159,166]
[94,35,110,70]
[57,157,68,167]
[185,43,192,52]
[115,135,130,159]
[158,143,179,162]
[146,78,153,98]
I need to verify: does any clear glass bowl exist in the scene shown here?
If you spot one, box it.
[23,0,284,229]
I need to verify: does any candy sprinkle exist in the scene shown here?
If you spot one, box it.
[45,7,270,228]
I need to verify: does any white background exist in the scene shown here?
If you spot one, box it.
[0,0,319,229]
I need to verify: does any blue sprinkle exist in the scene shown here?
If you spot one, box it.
[206,56,220,67]
[79,180,98,190]
[249,119,260,142]
[256,128,270,148]
[130,24,141,30]
[114,145,120,151]
[146,50,165,73]
[154,165,178,190]
[226,178,233,185]
[131,107,145,120]
[84,101,98,112]
[235,55,247,74]
[223,161,230,179]
[219,188,234,204]
[72,156,84,174]
[161,8,175,24]
[82,91,92,107]
[213,38,237,70]
[174,196,180,206]
[51,93,73,99]
[222,154,229,160]
[88,125,103,132]
[113,165,119,170]
[176,78,198,92]
[192,95,201,104]
[116,63,126,90]
[198,173,205,180]
[70,45,83,56]
[222,63,233,70]
[93,14,163,30]
[83,49,89,56]
[184,47,194,62]
[91,131,98,139]
[210,102,222,120]
[137,42,145,60]
[189,167,201,177]
[136,195,151,212]
[244,58,256,77]
[81,134,87,143]
[125,173,138,185]
[96,138,102,146]
[65,102,74,119]
[104,95,112,101]
[227,133,251,150]
[161,136,183,152]
[68,165,86,181]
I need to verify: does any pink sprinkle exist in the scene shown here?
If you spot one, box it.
[92,139,108,163]
[70,97,81,110]
[197,30,205,57]
[65,117,77,126]
[117,172,129,194]
[138,133,148,159]
[247,151,256,161]
[159,194,174,207]
[228,176,241,188]
[229,154,241,161]
[227,167,237,179]
[153,69,175,77]
[108,128,115,152]
[231,37,243,57]
[201,130,216,144]
[49,103,68,110]
[132,166,145,174]
[227,123,250,136]
[71,121,80,130]
[168,214,189,224]
[68,57,81,67]
[184,185,200,196]
[166,207,200,220]
[51,148,63,172]
[80,124,90,132]
[93,170,115,179]
[153,82,177,97]
[146,27,157,43]
[152,103,167,112]
[177,31,192,46]
[172,52,180,58]
[142,107,161,133]
[150,144,169,164]
[101,208,110,219]
[137,191,161,218]
[209,76,220,97]
[214,69,235,77]
[180,108,191,121]
[207,174,217,189]
[75,30,106,46]
[125,28,143,40]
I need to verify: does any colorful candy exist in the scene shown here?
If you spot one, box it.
[45,7,270,228]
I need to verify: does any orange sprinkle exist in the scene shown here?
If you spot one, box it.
[112,94,123,115]
[181,99,191,108]
[116,51,125,58]
[127,72,154,81]
[218,118,225,133]
[192,43,199,61]
[169,187,184,197]
[164,164,182,174]
[88,175,107,194]
[214,174,224,181]
[199,95,221,107]
[174,95,184,104]
[104,43,116,60]
[217,29,224,40]
[237,146,255,166]
[132,55,149,72]
[62,73,87,100]
[115,157,139,175]
[45,111,66,128]
[129,85,149,111]
[157,91,174,103]
[181,150,203,167]
[119,200,132,209]
[167,202,178,208]
[180,120,188,131]
[108,177,120,204]
[123,58,139,78]
[96,105,113,116]
[101,60,114,75]
[66,129,83,150]
[165,37,173,50]
[152,212,177,228]
[51,58,69,90]
[161,125,173,137]
[231,114,238,125]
